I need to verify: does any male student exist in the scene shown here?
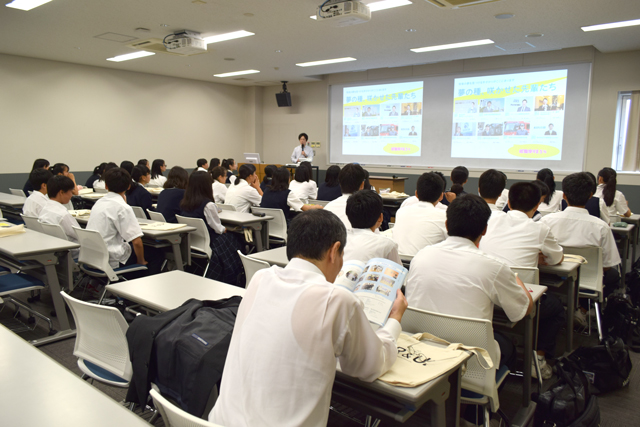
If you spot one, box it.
[343,190,402,264]
[405,194,533,369]
[210,210,407,426]
[22,168,53,217]
[393,172,447,256]
[478,169,507,216]
[38,175,81,257]
[324,163,365,231]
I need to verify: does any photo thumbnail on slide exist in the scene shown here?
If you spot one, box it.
[451,69,567,160]
[342,81,424,157]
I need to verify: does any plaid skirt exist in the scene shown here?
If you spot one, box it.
[205,233,243,285]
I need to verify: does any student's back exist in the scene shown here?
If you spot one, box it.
[317,182,341,201]
[156,188,184,223]
[260,187,292,222]
[324,164,365,231]
[127,184,152,214]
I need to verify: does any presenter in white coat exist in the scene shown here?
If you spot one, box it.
[291,133,314,163]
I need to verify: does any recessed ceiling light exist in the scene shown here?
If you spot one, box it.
[525,33,543,38]
[5,0,53,11]
[203,30,255,44]
[310,0,411,19]
[296,57,357,67]
[581,18,640,32]
[214,69,260,78]
[275,50,283,53]
[224,58,235,61]
[494,13,514,19]
[107,51,155,62]
[411,39,494,53]
[406,29,416,32]
[135,28,150,33]
[160,24,169,27]
[244,12,254,17]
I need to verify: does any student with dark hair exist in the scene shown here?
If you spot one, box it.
[440,166,468,206]
[23,158,50,195]
[210,209,407,426]
[502,180,548,222]
[478,169,506,215]
[148,159,167,187]
[126,165,153,217]
[290,132,313,163]
[317,165,342,201]
[343,190,401,263]
[536,168,563,213]
[120,160,134,175]
[324,163,366,230]
[289,162,318,200]
[39,175,81,256]
[208,158,221,173]
[23,168,53,217]
[86,163,107,188]
[406,194,533,371]
[595,167,631,219]
[93,162,118,191]
[157,166,189,223]
[51,163,79,197]
[561,172,609,223]
[260,165,277,192]
[221,158,237,184]
[210,166,228,204]
[362,169,376,192]
[225,164,262,213]
[260,167,321,223]
[195,158,208,173]
[392,172,447,256]
[138,159,150,169]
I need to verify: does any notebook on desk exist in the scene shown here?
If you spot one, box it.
[138,222,187,231]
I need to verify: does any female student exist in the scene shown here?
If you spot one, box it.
[222,158,237,184]
[126,165,153,217]
[179,171,226,244]
[148,159,167,187]
[156,166,188,223]
[93,162,118,190]
[363,169,376,192]
[317,165,342,201]
[289,162,318,200]
[85,163,107,188]
[208,158,221,173]
[596,167,631,219]
[261,167,322,223]
[120,160,134,175]
[260,165,277,192]
[210,166,228,204]
[138,159,150,169]
[537,168,563,213]
[23,158,50,194]
[440,166,468,206]
[225,164,262,213]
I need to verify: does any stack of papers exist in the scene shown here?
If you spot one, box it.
[139,222,187,231]
[381,191,409,198]
[69,210,91,217]
[77,188,94,195]
[0,223,26,238]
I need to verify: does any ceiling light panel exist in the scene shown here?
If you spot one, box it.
[411,39,494,53]
[5,0,53,11]
[296,57,357,67]
[107,51,155,62]
[581,18,640,32]
[214,69,260,77]
[203,30,255,44]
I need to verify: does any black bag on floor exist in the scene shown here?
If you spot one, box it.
[568,396,600,427]
[624,268,640,307]
[602,294,640,351]
[568,336,632,394]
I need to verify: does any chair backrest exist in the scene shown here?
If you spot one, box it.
[510,266,540,285]
[217,204,237,212]
[150,388,223,427]
[9,188,26,197]
[94,187,108,193]
[563,246,603,294]
[73,227,119,281]
[0,208,3,219]
[175,215,212,258]
[20,214,44,232]
[131,206,146,219]
[251,207,286,242]
[40,222,69,241]
[309,199,330,207]
[238,250,270,288]
[401,307,500,410]
[148,210,166,222]
[61,291,132,381]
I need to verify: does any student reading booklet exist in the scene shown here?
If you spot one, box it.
[334,258,408,327]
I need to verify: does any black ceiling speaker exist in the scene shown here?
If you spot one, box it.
[276,81,292,107]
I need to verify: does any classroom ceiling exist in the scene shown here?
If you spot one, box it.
[0,0,639,86]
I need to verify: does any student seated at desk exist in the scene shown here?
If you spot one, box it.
[224,164,263,213]
[478,169,507,218]
[195,158,208,173]
[317,165,342,201]
[222,158,237,184]
[156,166,188,223]
[503,180,549,222]
[22,158,50,195]
[22,168,53,217]
[39,175,81,258]
[560,171,609,224]
[210,166,228,205]
[260,166,321,224]
[343,190,401,264]
[85,163,106,189]
[392,172,447,256]
[93,162,118,191]
[209,210,407,426]
[138,159,150,169]
[87,167,163,276]
[595,167,631,219]
[289,162,318,200]
[120,160,134,175]
[439,165,468,206]
[148,159,167,188]
[51,163,79,209]
[537,168,563,213]
[207,157,220,173]
[324,163,365,231]
[126,165,153,218]
[260,164,276,192]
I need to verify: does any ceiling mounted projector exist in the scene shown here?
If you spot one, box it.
[164,30,207,55]
[316,0,371,27]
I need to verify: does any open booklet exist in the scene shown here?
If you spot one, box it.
[334,258,408,327]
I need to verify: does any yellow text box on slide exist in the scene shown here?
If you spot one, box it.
[508,144,560,158]
[383,143,420,155]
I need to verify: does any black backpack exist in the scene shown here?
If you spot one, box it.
[602,294,640,350]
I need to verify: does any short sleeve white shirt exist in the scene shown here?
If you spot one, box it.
[38,199,81,258]
[23,191,49,217]
[147,175,167,188]
[203,202,226,234]
[399,196,418,209]
[291,145,314,163]
[224,179,262,213]
[495,189,509,210]
[287,191,305,211]
[538,190,564,213]
[595,184,629,217]
[392,202,447,256]
[289,180,318,200]
[212,180,227,204]
[343,228,402,264]
[324,194,352,231]
[93,180,106,190]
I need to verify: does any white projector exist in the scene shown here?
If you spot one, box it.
[316,1,371,27]
[165,31,207,55]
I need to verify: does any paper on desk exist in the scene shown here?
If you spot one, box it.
[381,191,409,199]
[77,188,94,195]
[69,209,91,217]
[139,222,187,231]
[0,223,26,237]
[563,254,587,264]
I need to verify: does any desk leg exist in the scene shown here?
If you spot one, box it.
[632,227,638,267]
[440,367,461,427]
[252,221,270,252]
[566,276,576,352]
[44,263,71,331]
[621,235,630,291]
[522,314,533,408]
[171,242,184,271]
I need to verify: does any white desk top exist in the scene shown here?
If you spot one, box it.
[79,193,106,200]
[622,214,640,224]
[0,192,26,207]
[611,223,635,234]
[247,246,288,267]
[539,260,581,276]
[75,216,196,238]
[0,325,149,426]
[218,210,273,225]
[527,284,548,302]
[107,270,245,312]
[0,228,79,258]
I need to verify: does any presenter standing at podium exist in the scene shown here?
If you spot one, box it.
[291,133,314,163]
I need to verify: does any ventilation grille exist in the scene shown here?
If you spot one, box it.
[125,38,208,56]
[424,0,502,8]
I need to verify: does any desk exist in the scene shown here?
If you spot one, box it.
[0,229,79,346]
[612,223,635,288]
[0,192,26,218]
[79,192,106,202]
[0,324,149,426]
[248,246,288,267]
[381,195,409,219]
[622,214,640,267]
[370,176,408,193]
[218,211,272,252]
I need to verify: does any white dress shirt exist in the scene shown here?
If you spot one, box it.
[399,195,418,209]
[38,199,81,258]
[197,167,207,172]
[212,180,227,204]
[286,191,305,211]
[343,228,402,264]
[86,192,143,268]
[93,180,106,190]
[210,258,400,427]
[538,190,564,213]
[291,144,314,163]
[22,191,49,217]
[594,184,630,218]
[480,210,564,268]
[324,194,352,231]
[540,207,621,268]
[392,201,447,256]
[203,202,226,234]
[225,179,262,213]
[147,175,167,188]
[289,180,318,200]
[487,202,506,219]
[495,189,509,210]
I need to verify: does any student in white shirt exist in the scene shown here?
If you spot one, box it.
[260,166,322,224]
[221,158,237,184]
[343,190,401,264]
[210,166,228,204]
[595,167,631,219]
[324,163,365,231]
[51,163,79,209]
[224,164,263,213]
[392,172,447,256]
[92,162,117,191]
[210,210,407,427]
[291,132,314,163]
[147,159,167,187]
[289,162,318,200]
[478,169,507,218]
[195,158,208,173]
[536,168,563,213]
[495,188,509,210]
[38,175,80,258]
[22,168,52,217]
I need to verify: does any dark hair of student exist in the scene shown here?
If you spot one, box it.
[104,168,132,194]
[151,159,165,179]
[210,166,226,182]
[208,158,220,172]
[51,163,69,176]
[286,210,346,261]
[346,190,383,229]
[262,164,277,184]
[47,175,75,199]
[450,166,469,195]
[536,168,556,204]
[32,158,50,170]
[478,169,506,200]
[197,158,207,168]
[137,159,148,167]
[363,169,373,191]
[508,182,541,212]
[530,180,550,200]
[270,167,291,192]
[416,172,444,203]
[294,164,311,183]
[221,158,235,170]
[93,162,107,176]
[585,171,598,195]
[446,194,491,241]
[562,173,593,207]
[181,171,214,212]
[29,168,53,189]
[598,167,617,207]
[324,165,340,187]
[99,163,118,182]
[433,171,447,191]
[120,161,134,175]
[128,165,149,194]
[235,164,254,185]
[298,132,309,141]
[163,166,189,190]
[338,163,365,194]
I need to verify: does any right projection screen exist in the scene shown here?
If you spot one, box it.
[328,63,591,172]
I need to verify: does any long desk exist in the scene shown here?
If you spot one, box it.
[612,223,635,288]
[0,229,79,346]
[622,214,640,267]
[0,192,26,219]
[0,324,149,426]
[218,210,272,252]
